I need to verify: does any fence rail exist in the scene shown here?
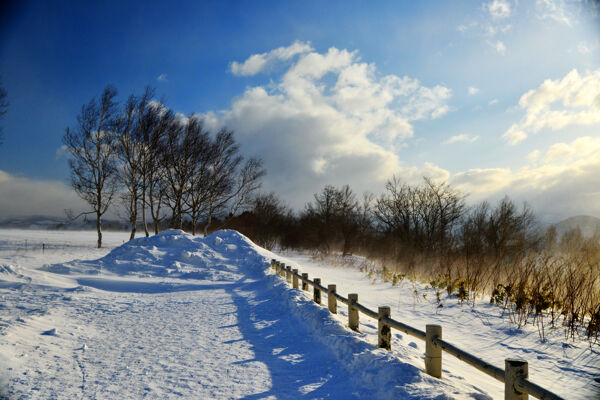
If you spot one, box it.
[271,259,564,400]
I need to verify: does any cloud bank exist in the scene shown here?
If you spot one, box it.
[452,136,600,220]
[0,170,87,219]
[219,45,453,207]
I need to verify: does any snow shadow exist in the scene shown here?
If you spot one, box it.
[76,277,235,294]
[225,275,369,399]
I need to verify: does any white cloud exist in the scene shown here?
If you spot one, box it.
[452,136,600,220]
[0,171,87,218]
[157,73,168,82]
[486,0,512,19]
[230,41,314,76]
[502,68,600,144]
[210,44,453,207]
[443,134,479,144]
[468,86,480,95]
[502,124,527,145]
[536,0,573,26]
[488,98,499,105]
[577,42,591,54]
[492,40,507,55]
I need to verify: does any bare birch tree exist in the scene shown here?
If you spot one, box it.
[161,115,204,229]
[202,128,265,236]
[143,101,172,234]
[63,85,119,248]
[115,87,155,240]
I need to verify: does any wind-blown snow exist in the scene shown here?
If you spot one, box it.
[0,228,597,399]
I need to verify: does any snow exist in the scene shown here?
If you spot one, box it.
[0,228,598,399]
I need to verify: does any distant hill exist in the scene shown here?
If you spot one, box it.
[553,215,600,238]
[0,215,129,231]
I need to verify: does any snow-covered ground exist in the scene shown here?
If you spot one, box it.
[0,229,597,399]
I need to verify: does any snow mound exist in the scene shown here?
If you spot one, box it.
[44,230,270,281]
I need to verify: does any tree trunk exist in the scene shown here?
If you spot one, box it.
[129,195,137,241]
[97,211,102,248]
[203,211,212,237]
[142,184,149,237]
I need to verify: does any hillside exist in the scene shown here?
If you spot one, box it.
[553,215,600,238]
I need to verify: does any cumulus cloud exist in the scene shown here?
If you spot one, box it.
[502,68,600,144]
[468,86,480,95]
[230,41,314,76]
[443,134,479,144]
[0,171,87,219]
[452,136,600,220]
[486,0,512,19]
[212,44,453,207]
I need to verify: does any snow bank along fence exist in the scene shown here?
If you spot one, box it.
[270,259,564,400]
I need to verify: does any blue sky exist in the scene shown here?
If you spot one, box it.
[1,0,599,221]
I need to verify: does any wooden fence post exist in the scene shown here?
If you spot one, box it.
[378,306,391,350]
[271,259,276,270]
[292,269,299,289]
[328,284,337,314]
[285,266,292,284]
[348,293,359,331]
[313,278,321,304]
[301,273,308,291]
[279,263,286,278]
[505,359,528,400]
[425,324,442,378]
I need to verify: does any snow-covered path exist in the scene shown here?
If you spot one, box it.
[1,235,371,399]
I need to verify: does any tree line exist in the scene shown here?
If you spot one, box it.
[225,180,599,343]
[63,85,265,247]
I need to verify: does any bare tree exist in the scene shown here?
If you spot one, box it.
[202,128,265,236]
[143,102,172,234]
[63,85,119,248]
[115,87,157,240]
[183,122,212,235]
[161,114,204,229]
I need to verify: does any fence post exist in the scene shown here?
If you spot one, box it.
[425,324,442,378]
[292,269,299,289]
[505,359,528,400]
[271,259,276,270]
[328,284,337,314]
[285,266,292,284]
[378,306,391,350]
[301,273,309,291]
[313,278,321,304]
[279,263,286,278]
[276,261,282,275]
[348,293,359,331]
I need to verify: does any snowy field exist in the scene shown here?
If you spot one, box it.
[0,229,598,399]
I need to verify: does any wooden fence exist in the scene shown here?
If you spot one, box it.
[271,259,564,400]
